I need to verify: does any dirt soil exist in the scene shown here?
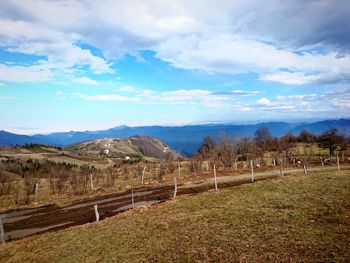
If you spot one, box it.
[1,165,347,242]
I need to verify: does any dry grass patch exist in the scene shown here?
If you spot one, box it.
[0,170,349,262]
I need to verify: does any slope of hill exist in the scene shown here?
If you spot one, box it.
[1,119,349,155]
[1,170,348,262]
[69,135,179,159]
[0,130,45,146]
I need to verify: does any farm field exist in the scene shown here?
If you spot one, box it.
[0,142,348,210]
[0,169,349,262]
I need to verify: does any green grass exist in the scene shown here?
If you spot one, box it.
[0,170,349,262]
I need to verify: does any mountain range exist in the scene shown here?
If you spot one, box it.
[1,118,349,156]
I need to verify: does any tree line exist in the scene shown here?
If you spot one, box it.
[195,128,349,169]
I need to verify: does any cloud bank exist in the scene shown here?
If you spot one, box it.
[0,0,349,85]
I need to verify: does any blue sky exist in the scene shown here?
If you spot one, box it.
[0,0,349,134]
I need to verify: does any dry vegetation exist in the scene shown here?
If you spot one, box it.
[0,128,349,211]
[0,169,349,262]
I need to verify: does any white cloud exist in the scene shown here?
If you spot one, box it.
[257,97,271,106]
[260,72,320,85]
[0,0,349,85]
[72,77,97,85]
[76,93,142,102]
[118,86,137,92]
[156,34,350,85]
[0,63,52,83]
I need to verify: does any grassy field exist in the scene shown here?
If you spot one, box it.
[0,169,349,262]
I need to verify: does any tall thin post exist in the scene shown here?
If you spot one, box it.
[337,154,340,172]
[0,215,5,244]
[94,205,99,222]
[173,176,177,198]
[34,183,39,204]
[178,164,181,178]
[141,167,146,184]
[234,159,237,170]
[213,164,218,191]
[250,160,254,182]
[303,164,308,175]
[320,157,324,171]
[90,174,94,191]
[273,159,276,166]
[279,160,284,176]
[131,189,135,209]
[206,161,209,172]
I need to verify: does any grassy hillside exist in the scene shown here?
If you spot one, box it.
[69,135,179,159]
[0,170,349,262]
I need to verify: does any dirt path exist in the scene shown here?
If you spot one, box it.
[1,165,348,242]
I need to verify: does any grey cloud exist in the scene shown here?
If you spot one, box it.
[232,0,350,53]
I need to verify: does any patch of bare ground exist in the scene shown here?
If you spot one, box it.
[0,170,349,262]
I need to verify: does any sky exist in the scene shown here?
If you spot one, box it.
[0,0,349,134]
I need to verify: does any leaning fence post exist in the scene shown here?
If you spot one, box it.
[34,182,39,204]
[250,160,254,182]
[213,164,218,191]
[303,163,308,175]
[131,189,135,209]
[337,154,340,172]
[90,174,94,191]
[0,215,5,244]
[173,176,177,198]
[94,205,99,222]
[141,167,146,184]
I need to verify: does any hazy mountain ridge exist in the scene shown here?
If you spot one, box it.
[1,119,349,155]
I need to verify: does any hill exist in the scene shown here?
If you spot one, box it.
[0,170,348,262]
[0,118,349,155]
[69,135,179,159]
[0,130,45,146]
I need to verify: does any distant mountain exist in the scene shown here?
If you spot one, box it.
[69,135,179,159]
[0,130,45,146]
[1,119,349,156]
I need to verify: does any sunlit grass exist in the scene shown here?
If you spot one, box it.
[0,169,349,262]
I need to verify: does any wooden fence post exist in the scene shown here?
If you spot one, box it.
[0,215,5,244]
[206,161,209,172]
[279,160,284,176]
[320,157,324,171]
[141,167,146,184]
[213,164,218,191]
[173,176,177,198]
[273,159,276,166]
[250,160,254,182]
[337,154,340,172]
[94,205,99,222]
[178,164,181,178]
[303,163,308,175]
[34,183,39,204]
[90,174,94,191]
[131,189,135,209]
